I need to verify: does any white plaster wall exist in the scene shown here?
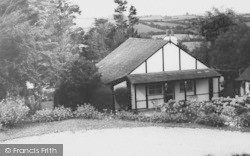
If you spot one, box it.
[246,82,250,94]
[164,43,179,71]
[180,49,196,70]
[197,61,208,69]
[131,62,146,74]
[131,84,135,109]
[135,84,147,109]
[213,78,219,97]
[147,49,163,73]
[196,79,209,101]
[240,84,245,96]
[114,81,127,90]
[174,82,184,101]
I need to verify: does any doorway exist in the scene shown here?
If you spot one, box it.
[164,82,175,102]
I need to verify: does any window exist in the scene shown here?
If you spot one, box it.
[180,80,193,92]
[148,83,163,95]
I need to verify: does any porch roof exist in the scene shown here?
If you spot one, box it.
[127,69,221,84]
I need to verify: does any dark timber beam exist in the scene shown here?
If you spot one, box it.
[145,84,148,109]
[184,80,187,101]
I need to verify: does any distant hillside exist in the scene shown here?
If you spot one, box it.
[134,23,164,34]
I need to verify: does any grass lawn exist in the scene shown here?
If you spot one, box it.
[2,118,250,142]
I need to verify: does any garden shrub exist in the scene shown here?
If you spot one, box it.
[162,100,200,122]
[237,113,250,127]
[51,106,73,121]
[200,102,219,115]
[234,105,248,116]
[115,111,138,121]
[0,97,30,126]
[54,59,101,109]
[74,104,102,119]
[32,109,54,122]
[32,106,73,122]
[221,106,235,117]
[90,85,113,112]
[195,113,225,127]
[150,113,172,123]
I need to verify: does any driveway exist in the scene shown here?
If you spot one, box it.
[3,127,250,156]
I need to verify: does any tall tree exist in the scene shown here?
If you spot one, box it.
[199,8,242,43]
[0,0,84,98]
[127,5,139,37]
[113,0,128,33]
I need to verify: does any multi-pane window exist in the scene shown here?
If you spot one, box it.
[180,80,193,92]
[148,83,163,95]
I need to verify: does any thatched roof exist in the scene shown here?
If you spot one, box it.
[236,67,250,82]
[97,38,168,84]
[127,69,221,84]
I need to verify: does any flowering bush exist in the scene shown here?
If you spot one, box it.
[195,113,225,127]
[0,97,30,126]
[51,106,73,121]
[73,104,102,119]
[115,111,138,121]
[221,106,236,117]
[32,106,73,122]
[237,113,250,127]
[32,109,54,122]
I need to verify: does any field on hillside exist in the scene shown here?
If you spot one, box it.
[146,21,187,28]
[134,23,164,33]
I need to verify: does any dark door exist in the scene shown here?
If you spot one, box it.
[164,82,175,102]
[209,78,213,100]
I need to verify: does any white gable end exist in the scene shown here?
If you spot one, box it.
[164,43,179,71]
[147,49,163,72]
[130,42,209,75]
[180,49,196,70]
[131,62,146,74]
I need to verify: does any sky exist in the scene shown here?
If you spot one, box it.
[70,0,250,29]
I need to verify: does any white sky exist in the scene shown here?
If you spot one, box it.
[70,0,250,28]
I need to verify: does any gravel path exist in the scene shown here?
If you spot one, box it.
[3,127,250,156]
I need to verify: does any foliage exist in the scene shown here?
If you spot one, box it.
[237,113,250,127]
[89,85,114,112]
[82,19,117,60]
[192,8,250,97]
[0,0,84,103]
[32,106,73,122]
[73,104,102,119]
[115,111,138,121]
[51,106,73,121]
[0,97,30,126]
[83,0,140,61]
[32,109,54,122]
[221,106,236,117]
[199,8,243,43]
[195,113,225,127]
[54,58,101,109]
[161,100,200,121]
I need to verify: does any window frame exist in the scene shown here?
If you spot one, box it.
[180,80,194,92]
[148,83,163,95]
